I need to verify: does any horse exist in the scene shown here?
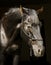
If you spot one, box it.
[21,7,45,57]
[0,7,23,65]
[0,6,45,65]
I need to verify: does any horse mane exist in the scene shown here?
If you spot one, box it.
[1,8,22,39]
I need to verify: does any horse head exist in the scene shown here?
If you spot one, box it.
[20,7,45,57]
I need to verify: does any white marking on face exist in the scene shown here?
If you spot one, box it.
[1,24,8,47]
[32,41,44,57]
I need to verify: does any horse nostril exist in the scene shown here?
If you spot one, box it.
[28,26,31,28]
[38,49,40,53]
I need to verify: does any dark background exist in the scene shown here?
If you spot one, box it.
[0,0,51,64]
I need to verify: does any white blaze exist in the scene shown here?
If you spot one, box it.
[32,41,44,57]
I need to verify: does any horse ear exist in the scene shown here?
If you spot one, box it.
[19,5,23,15]
[21,7,29,15]
[36,6,44,14]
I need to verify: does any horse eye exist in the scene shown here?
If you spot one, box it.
[32,23,37,27]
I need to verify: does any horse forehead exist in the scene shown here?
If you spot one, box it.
[26,13,38,21]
